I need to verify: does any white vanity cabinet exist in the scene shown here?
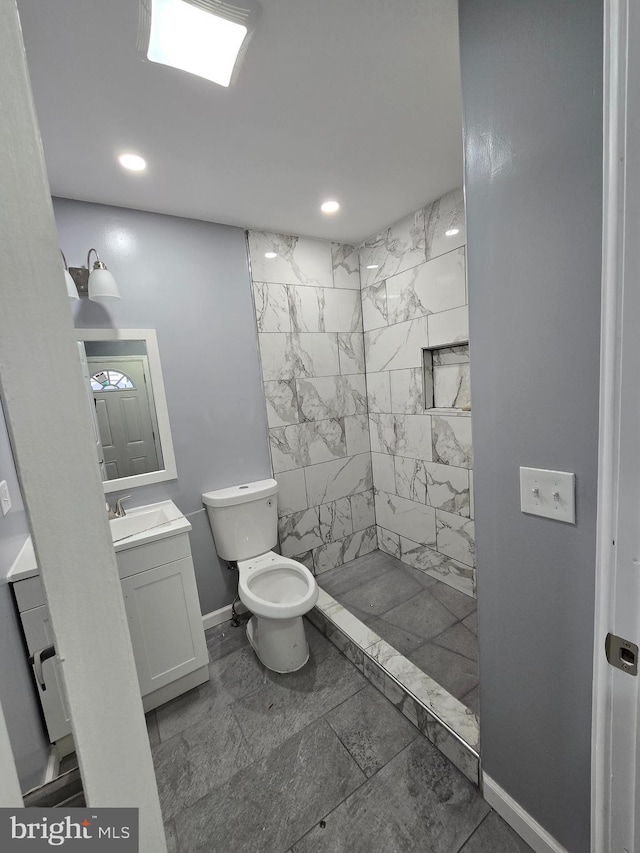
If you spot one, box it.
[10,514,209,753]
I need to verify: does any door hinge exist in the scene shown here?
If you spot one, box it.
[605,633,638,675]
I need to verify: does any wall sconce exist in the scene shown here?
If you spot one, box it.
[64,248,121,301]
[61,250,79,301]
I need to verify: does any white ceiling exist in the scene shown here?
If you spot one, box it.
[16,0,463,244]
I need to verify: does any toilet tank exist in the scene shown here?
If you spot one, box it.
[202,479,279,561]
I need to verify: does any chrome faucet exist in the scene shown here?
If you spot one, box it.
[115,495,132,517]
[106,495,132,519]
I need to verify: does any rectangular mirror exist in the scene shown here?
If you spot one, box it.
[76,329,177,493]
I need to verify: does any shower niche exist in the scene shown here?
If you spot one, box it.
[423,343,471,411]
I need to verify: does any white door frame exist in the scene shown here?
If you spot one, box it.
[592,1,640,850]
[0,3,166,849]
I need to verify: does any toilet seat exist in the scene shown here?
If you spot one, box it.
[237,551,318,619]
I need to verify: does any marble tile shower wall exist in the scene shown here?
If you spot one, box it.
[248,233,376,573]
[359,188,476,597]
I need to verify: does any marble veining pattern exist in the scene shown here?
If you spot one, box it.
[394,455,428,503]
[360,209,427,289]
[270,419,346,473]
[368,413,432,461]
[389,367,424,414]
[279,507,323,558]
[425,461,470,516]
[357,187,475,595]
[377,526,401,558]
[374,490,436,547]
[431,414,473,468]
[296,374,367,422]
[371,452,396,495]
[337,333,365,375]
[364,317,429,373]
[263,379,299,428]
[305,453,373,507]
[331,242,360,290]
[319,498,353,542]
[361,282,388,331]
[433,362,471,409]
[288,286,362,334]
[313,526,377,574]
[344,414,371,456]
[424,187,466,261]
[364,371,391,413]
[400,538,475,597]
[384,247,466,325]
[436,510,475,567]
[249,228,370,576]
[427,305,469,349]
[253,282,291,333]
[248,231,333,287]
[350,490,375,532]
[276,468,308,515]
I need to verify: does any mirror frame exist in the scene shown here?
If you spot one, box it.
[76,328,178,493]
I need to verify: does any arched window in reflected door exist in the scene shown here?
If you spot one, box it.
[90,370,135,392]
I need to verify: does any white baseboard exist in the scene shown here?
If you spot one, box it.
[482,773,570,853]
[201,601,247,631]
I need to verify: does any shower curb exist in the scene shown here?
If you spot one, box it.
[307,587,481,786]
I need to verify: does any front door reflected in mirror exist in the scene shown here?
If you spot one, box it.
[76,329,177,493]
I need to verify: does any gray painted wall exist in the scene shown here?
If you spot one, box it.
[54,199,272,614]
[458,1,602,850]
[0,400,50,792]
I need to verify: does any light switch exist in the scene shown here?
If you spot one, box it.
[0,480,11,517]
[519,467,575,524]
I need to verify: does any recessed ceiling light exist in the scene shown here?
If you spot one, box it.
[118,153,147,172]
[140,0,258,88]
[366,264,379,270]
[320,200,340,215]
[445,228,460,237]
[264,252,277,259]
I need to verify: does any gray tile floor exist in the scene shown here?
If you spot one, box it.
[145,616,531,852]
[318,551,480,714]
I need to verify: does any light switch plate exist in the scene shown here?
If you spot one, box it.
[519,467,575,524]
[0,480,11,517]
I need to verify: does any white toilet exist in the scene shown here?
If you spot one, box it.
[202,478,318,673]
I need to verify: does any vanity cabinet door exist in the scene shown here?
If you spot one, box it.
[19,605,72,744]
[121,558,208,697]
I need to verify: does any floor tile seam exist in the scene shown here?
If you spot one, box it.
[453,809,492,853]
[371,613,456,648]
[226,669,369,774]
[154,673,270,748]
[424,632,480,665]
[340,582,425,621]
[320,714,374,784]
[285,737,418,852]
[320,682,421,778]
[169,716,350,831]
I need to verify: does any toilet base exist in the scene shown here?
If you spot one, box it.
[246,614,310,673]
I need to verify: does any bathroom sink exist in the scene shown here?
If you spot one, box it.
[110,500,191,551]
[7,500,192,582]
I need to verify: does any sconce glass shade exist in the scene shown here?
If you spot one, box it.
[64,268,79,300]
[88,267,120,302]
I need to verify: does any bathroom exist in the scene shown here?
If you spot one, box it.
[0,1,604,852]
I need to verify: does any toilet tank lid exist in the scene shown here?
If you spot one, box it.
[202,478,279,508]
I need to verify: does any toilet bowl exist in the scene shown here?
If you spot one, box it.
[202,479,319,673]
[239,552,318,672]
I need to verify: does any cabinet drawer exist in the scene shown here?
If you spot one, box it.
[13,575,46,612]
[116,533,191,579]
